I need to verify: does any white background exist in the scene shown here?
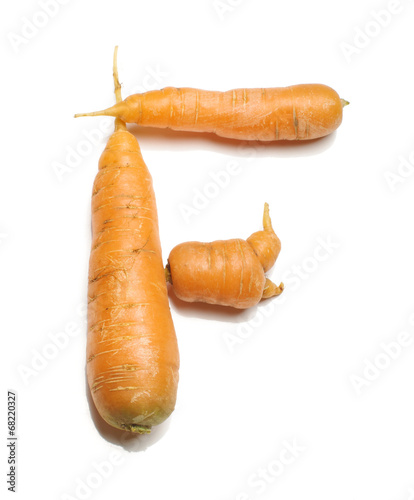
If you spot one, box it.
[2,0,414,499]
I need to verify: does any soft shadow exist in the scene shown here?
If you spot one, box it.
[168,284,259,323]
[85,370,171,452]
[128,124,337,158]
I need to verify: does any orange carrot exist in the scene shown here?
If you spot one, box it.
[86,47,179,434]
[76,84,348,141]
[165,203,283,309]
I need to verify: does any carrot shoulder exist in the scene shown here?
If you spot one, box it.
[76,84,348,141]
[86,48,179,434]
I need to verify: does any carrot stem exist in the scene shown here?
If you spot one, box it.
[112,46,126,132]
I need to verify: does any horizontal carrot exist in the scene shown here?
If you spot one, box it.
[165,203,283,309]
[75,84,348,141]
[86,48,179,434]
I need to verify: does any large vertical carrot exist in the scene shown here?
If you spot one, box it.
[86,48,179,433]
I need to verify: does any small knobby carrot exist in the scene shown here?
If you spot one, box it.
[86,47,179,434]
[165,203,283,309]
[75,84,348,141]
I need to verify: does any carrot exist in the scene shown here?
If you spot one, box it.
[75,84,348,141]
[86,47,179,434]
[165,203,283,309]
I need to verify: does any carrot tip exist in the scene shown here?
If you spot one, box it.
[74,111,106,118]
[262,202,274,233]
[262,279,284,300]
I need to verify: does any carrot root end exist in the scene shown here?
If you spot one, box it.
[262,279,284,300]
[165,264,173,284]
[74,110,109,118]
[121,424,152,434]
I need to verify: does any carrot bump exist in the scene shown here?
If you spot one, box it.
[166,203,283,309]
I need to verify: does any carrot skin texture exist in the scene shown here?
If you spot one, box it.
[80,84,344,141]
[168,239,266,309]
[87,130,179,433]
